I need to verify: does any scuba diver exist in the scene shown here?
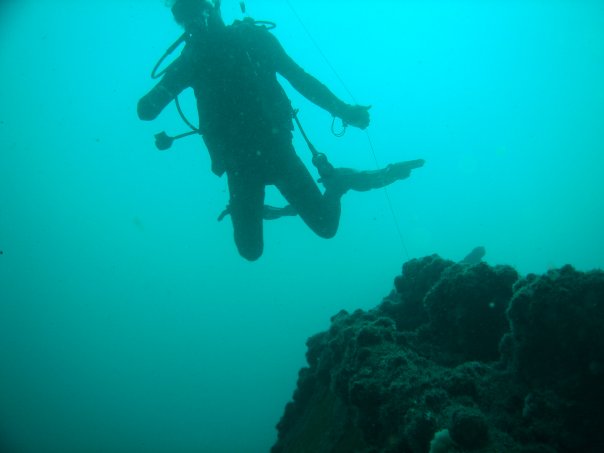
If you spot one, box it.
[138,0,424,261]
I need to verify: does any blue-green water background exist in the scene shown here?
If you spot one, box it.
[1,0,603,452]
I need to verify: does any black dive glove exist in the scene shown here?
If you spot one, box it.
[340,104,371,129]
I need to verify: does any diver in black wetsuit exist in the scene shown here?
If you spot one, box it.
[138,0,424,261]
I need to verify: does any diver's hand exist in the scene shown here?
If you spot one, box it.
[341,104,371,129]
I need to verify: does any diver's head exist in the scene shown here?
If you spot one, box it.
[168,0,223,33]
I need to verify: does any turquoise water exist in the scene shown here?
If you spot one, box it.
[1,1,603,452]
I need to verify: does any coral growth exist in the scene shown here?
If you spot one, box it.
[272,255,604,453]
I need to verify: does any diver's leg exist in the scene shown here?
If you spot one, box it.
[274,152,341,239]
[262,204,297,220]
[227,171,265,261]
[321,159,425,194]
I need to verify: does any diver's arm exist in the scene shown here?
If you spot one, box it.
[138,85,176,120]
[137,56,191,121]
[270,34,370,129]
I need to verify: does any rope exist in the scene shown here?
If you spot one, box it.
[285,0,410,259]
[284,0,356,101]
[363,133,410,259]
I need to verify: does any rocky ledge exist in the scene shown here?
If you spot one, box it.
[272,254,604,453]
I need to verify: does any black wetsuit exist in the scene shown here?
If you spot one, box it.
[139,21,351,260]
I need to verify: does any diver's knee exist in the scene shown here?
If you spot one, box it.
[318,230,337,239]
[237,242,263,261]
[314,223,338,239]
[304,212,339,239]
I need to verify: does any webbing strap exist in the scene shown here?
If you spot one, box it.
[292,109,319,157]
[291,109,335,178]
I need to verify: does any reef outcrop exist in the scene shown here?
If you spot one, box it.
[272,255,604,453]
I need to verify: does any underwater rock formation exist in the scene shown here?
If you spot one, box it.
[272,255,604,453]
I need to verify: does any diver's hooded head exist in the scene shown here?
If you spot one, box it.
[167,0,224,33]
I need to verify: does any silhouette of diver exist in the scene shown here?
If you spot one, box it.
[138,0,424,260]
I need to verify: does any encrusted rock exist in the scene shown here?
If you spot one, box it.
[272,255,604,453]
